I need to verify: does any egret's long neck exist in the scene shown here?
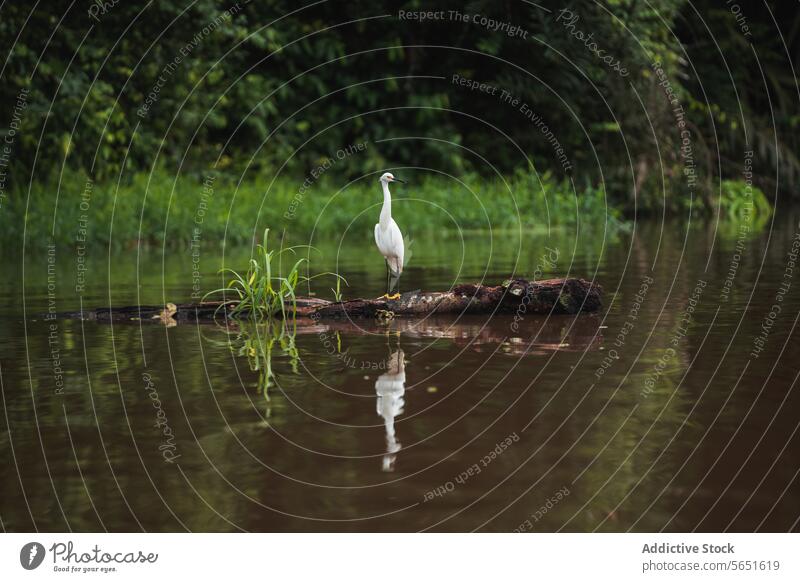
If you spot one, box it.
[379,181,392,227]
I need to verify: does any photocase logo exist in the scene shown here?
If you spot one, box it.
[19,542,46,570]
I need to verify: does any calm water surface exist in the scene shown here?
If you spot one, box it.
[1,215,799,532]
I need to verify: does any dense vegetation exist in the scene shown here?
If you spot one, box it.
[0,1,794,246]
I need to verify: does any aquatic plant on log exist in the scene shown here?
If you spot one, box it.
[205,228,346,320]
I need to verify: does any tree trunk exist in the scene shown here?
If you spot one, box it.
[61,278,602,323]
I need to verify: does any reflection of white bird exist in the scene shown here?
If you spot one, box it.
[375,349,406,472]
[374,172,406,299]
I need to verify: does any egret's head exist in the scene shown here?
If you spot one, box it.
[379,172,405,184]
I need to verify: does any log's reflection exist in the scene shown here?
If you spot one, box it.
[375,347,406,472]
[292,314,603,356]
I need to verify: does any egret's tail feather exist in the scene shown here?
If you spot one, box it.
[403,234,414,268]
[387,257,403,276]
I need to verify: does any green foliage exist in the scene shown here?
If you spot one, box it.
[207,229,309,320]
[331,273,347,302]
[679,1,800,194]
[206,228,346,319]
[0,0,792,237]
[0,168,626,249]
[717,180,771,219]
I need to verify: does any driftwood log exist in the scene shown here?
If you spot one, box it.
[57,278,601,322]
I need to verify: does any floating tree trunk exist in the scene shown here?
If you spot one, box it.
[311,278,601,319]
[58,278,602,323]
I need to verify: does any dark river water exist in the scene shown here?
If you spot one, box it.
[1,212,799,532]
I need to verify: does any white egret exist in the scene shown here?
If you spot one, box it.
[374,172,406,299]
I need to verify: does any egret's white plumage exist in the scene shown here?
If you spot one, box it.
[374,172,405,298]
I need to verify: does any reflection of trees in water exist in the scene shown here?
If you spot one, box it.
[559,231,711,531]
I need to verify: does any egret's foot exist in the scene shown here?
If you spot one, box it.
[377,293,400,300]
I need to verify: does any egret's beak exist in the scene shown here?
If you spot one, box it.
[392,178,406,184]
